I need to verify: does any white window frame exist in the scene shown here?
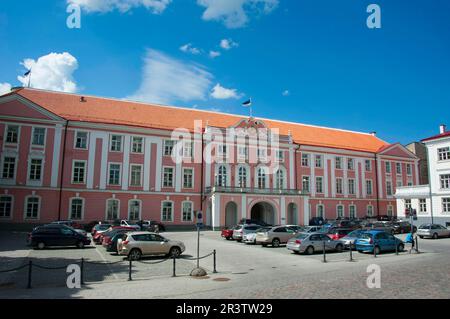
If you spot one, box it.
[216,165,228,187]
[347,158,354,171]
[348,179,355,195]
[27,157,44,186]
[74,131,89,150]
[315,155,323,168]
[237,165,249,188]
[301,153,310,167]
[316,204,324,218]
[438,147,450,161]
[276,150,285,163]
[69,197,84,220]
[442,198,450,213]
[0,195,13,219]
[367,205,374,217]
[128,199,142,221]
[406,163,412,176]
[365,159,372,172]
[237,145,248,162]
[386,180,393,196]
[129,164,143,187]
[256,166,269,189]
[335,157,343,170]
[105,198,120,221]
[31,127,46,147]
[162,166,175,188]
[385,162,391,174]
[108,162,122,186]
[161,200,174,222]
[349,205,356,218]
[4,125,20,145]
[387,205,393,217]
[275,167,287,189]
[302,175,310,192]
[1,155,17,180]
[365,179,373,196]
[71,160,87,184]
[336,178,343,194]
[24,195,41,220]
[131,136,144,154]
[315,176,323,194]
[440,174,450,190]
[109,134,123,152]
[181,201,194,222]
[396,162,402,175]
[182,167,194,189]
[419,199,427,213]
[182,141,193,158]
[336,205,344,218]
[163,140,175,156]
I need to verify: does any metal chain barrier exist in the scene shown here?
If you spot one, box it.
[181,251,214,260]
[0,263,29,273]
[32,263,70,270]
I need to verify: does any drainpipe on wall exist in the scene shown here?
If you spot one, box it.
[374,153,380,218]
[57,120,69,221]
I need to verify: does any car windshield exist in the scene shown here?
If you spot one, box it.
[295,233,309,240]
[346,230,363,237]
[419,224,431,229]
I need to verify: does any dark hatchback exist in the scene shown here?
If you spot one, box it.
[29,224,91,249]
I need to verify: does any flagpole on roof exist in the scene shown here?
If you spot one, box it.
[242,98,252,118]
[25,69,32,88]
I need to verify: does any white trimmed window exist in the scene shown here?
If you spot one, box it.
[164,140,175,156]
[257,167,267,189]
[442,198,450,213]
[396,179,403,188]
[406,163,412,176]
[25,196,40,219]
[337,205,344,218]
[315,155,323,168]
[216,165,227,187]
[336,178,343,194]
[385,162,391,174]
[182,201,193,222]
[218,144,227,158]
[106,199,119,220]
[75,132,88,149]
[276,150,284,162]
[349,205,356,218]
[110,135,123,152]
[348,179,355,195]
[419,199,427,213]
[108,163,121,185]
[301,153,309,167]
[276,169,285,189]
[347,158,354,170]
[438,147,450,161]
[29,158,43,181]
[396,162,402,175]
[387,205,393,217]
[365,159,371,172]
[132,137,143,153]
[440,174,450,190]
[72,161,86,184]
[2,157,16,179]
[0,196,12,218]
[70,198,83,220]
[257,148,267,161]
[183,168,193,188]
[316,176,323,193]
[238,146,248,161]
[32,127,46,146]
[366,180,373,196]
[163,167,174,188]
[128,200,141,220]
[316,204,324,218]
[367,205,374,217]
[5,125,19,144]
[407,178,413,186]
[130,165,142,187]
[161,201,173,221]
[238,166,247,188]
[386,180,393,196]
[335,157,342,169]
[302,176,310,192]
[183,141,193,158]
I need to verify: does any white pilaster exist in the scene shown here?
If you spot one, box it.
[289,148,295,189]
[87,132,97,189]
[50,125,62,187]
[99,134,108,189]
[143,137,151,191]
[154,139,162,191]
[241,195,246,220]
[122,135,131,190]
[280,196,286,224]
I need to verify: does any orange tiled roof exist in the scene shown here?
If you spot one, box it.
[7,88,388,153]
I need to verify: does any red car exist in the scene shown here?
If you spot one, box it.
[221,227,235,240]
[327,228,353,241]
[94,226,135,244]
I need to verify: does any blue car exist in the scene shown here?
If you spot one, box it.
[355,230,404,254]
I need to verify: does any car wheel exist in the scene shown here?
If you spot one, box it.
[374,246,381,255]
[433,233,438,239]
[169,246,181,257]
[397,243,404,252]
[128,249,142,261]
[37,242,45,250]
[305,246,314,255]
[262,244,267,247]
[335,244,343,252]
[272,238,280,248]
[419,236,424,239]
[77,241,85,249]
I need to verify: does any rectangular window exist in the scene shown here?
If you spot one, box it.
[70,198,83,220]
[348,179,355,195]
[108,163,121,185]
[302,176,310,192]
[442,198,450,213]
[5,125,19,144]
[419,199,427,213]
[238,146,248,160]
[396,180,403,188]
[106,199,119,220]
[163,167,174,187]
[182,202,193,222]
[257,148,266,160]
[164,140,174,156]
[367,205,373,217]
[438,147,450,161]
[132,137,143,153]
[407,178,413,186]
[129,200,141,220]
[75,132,88,149]
[2,157,16,179]
[335,157,342,170]
[396,163,402,175]
[72,161,86,184]
[385,162,391,174]
[110,135,122,152]
[366,180,373,196]
[405,199,412,210]
[183,168,193,188]
[130,165,142,187]
[316,177,323,193]
[365,159,371,172]
[349,206,356,218]
[406,163,412,176]
[276,150,284,162]
[347,158,354,170]
[387,205,393,216]
[32,127,46,146]
[301,154,309,167]
[337,205,344,218]
[440,174,450,189]
[183,141,193,158]
[386,180,393,196]
[315,155,323,168]
[336,178,343,194]
[162,201,173,221]
[218,144,228,157]
[29,159,42,181]
[25,197,39,219]
[0,196,12,218]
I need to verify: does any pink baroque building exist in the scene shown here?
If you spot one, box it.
[0,88,420,230]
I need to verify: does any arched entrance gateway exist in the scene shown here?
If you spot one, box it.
[225,202,238,227]
[251,202,276,225]
[287,203,298,225]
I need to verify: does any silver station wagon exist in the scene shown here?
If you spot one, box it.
[287,232,344,255]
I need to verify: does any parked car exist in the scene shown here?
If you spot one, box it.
[51,220,84,230]
[106,232,128,253]
[93,226,135,244]
[302,226,323,233]
[255,226,299,247]
[119,220,141,230]
[285,225,307,232]
[417,224,450,239]
[391,221,417,234]
[29,224,91,249]
[239,218,271,226]
[91,223,112,236]
[102,228,132,248]
[117,231,185,260]
[309,217,325,226]
[326,228,353,240]
[362,222,395,234]
[355,230,404,254]
[339,229,367,249]
[377,215,395,222]
[287,232,344,255]
[139,220,166,232]
[243,227,271,244]
[233,224,260,242]
[221,226,236,240]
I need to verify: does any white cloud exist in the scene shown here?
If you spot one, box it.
[17,52,78,93]
[220,38,239,50]
[67,0,171,14]
[282,89,290,96]
[209,50,221,58]
[128,49,213,104]
[0,83,12,95]
[210,83,241,99]
[180,43,201,55]
[197,0,279,28]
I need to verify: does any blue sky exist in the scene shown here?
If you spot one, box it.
[1,0,449,145]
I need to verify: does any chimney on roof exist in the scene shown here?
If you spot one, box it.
[370,131,377,137]
[440,124,446,134]
[80,96,86,103]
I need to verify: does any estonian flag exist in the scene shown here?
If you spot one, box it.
[242,98,252,107]
[24,69,31,76]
